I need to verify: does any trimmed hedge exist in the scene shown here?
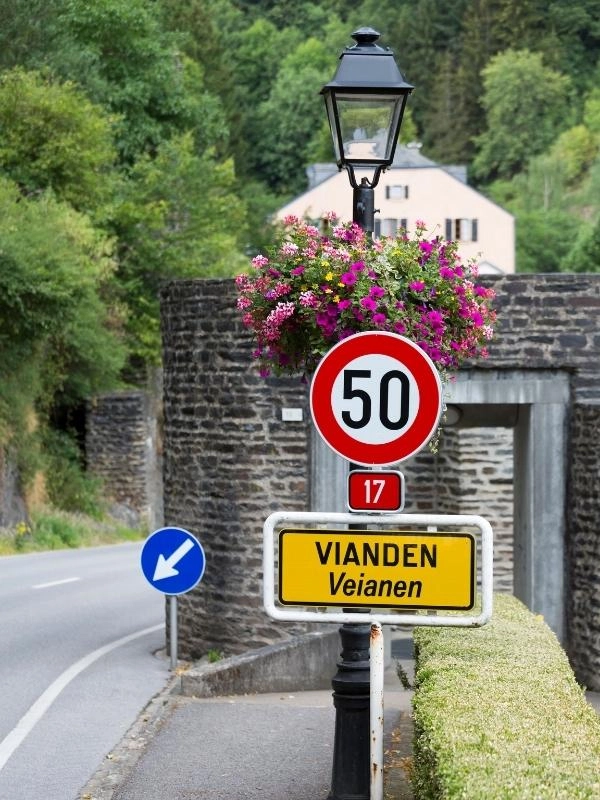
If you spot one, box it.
[412,595,600,799]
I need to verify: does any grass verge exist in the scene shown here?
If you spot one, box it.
[0,507,146,555]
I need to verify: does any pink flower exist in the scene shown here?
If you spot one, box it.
[291,265,305,276]
[369,285,385,299]
[372,313,387,326]
[338,299,352,311]
[251,255,269,268]
[360,296,377,311]
[280,242,299,256]
[299,291,318,308]
[409,281,425,292]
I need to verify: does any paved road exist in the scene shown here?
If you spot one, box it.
[0,543,170,799]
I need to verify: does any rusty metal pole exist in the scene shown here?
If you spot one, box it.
[370,622,385,800]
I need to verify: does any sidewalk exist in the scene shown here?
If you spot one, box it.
[79,632,415,800]
[79,633,600,800]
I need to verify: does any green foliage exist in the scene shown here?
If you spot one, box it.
[412,594,600,799]
[550,125,599,185]
[112,132,247,365]
[255,37,336,195]
[0,177,125,415]
[473,49,572,182]
[3,508,144,555]
[42,429,106,517]
[562,217,600,273]
[514,211,584,273]
[0,68,117,212]
[51,0,228,163]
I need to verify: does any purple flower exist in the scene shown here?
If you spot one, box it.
[350,260,365,272]
[360,296,377,311]
[439,266,455,280]
[340,271,357,286]
[369,285,385,299]
[372,313,387,326]
[409,281,425,292]
[338,299,352,310]
[290,265,305,276]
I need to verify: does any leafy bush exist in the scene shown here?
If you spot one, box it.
[42,429,106,518]
[412,594,600,799]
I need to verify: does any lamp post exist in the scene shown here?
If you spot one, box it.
[321,26,413,238]
[320,28,413,800]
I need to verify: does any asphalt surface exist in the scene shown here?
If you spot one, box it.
[79,639,416,800]
[0,544,168,800]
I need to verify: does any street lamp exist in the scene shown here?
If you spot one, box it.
[321,27,413,236]
[321,28,413,800]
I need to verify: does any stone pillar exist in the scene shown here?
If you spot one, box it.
[160,278,314,659]
[567,402,600,690]
[513,401,568,643]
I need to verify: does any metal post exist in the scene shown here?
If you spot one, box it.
[328,620,371,800]
[353,180,376,238]
[169,595,177,670]
[370,623,384,800]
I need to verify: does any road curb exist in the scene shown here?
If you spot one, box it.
[180,629,340,697]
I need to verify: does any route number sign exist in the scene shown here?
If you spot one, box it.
[310,332,442,465]
[348,470,404,512]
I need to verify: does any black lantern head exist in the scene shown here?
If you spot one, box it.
[321,28,413,181]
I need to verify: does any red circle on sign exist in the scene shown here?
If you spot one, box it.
[310,332,442,466]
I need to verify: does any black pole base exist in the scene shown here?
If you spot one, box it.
[328,621,371,800]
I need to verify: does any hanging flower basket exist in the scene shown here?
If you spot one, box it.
[235,215,496,379]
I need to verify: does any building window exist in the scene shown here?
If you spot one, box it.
[445,218,478,242]
[385,184,409,200]
[374,218,408,238]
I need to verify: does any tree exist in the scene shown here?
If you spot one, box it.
[0,68,117,213]
[473,49,572,182]
[111,133,247,367]
[562,217,600,272]
[0,177,125,436]
[49,0,228,163]
[255,38,335,195]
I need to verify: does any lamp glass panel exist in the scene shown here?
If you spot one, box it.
[336,94,399,163]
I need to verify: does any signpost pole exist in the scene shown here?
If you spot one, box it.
[169,595,178,670]
[370,622,384,800]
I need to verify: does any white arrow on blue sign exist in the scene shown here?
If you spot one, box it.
[140,527,206,595]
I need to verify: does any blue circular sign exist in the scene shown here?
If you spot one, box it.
[140,527,206,595]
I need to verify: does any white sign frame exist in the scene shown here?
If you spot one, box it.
[263,511,493,627]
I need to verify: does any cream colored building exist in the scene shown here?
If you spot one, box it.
[276,145,515,274]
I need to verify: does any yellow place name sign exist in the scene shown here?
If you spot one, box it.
[278,529,475,610]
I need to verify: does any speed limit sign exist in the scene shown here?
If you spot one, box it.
[310,332,442,466]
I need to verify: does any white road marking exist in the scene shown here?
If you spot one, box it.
[32,577,81,590]
[0,622,165,772]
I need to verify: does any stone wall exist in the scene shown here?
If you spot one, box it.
[160,279,316,658]
[567,402,600,689]
[86,391,162,529]
[161,274,600,685]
